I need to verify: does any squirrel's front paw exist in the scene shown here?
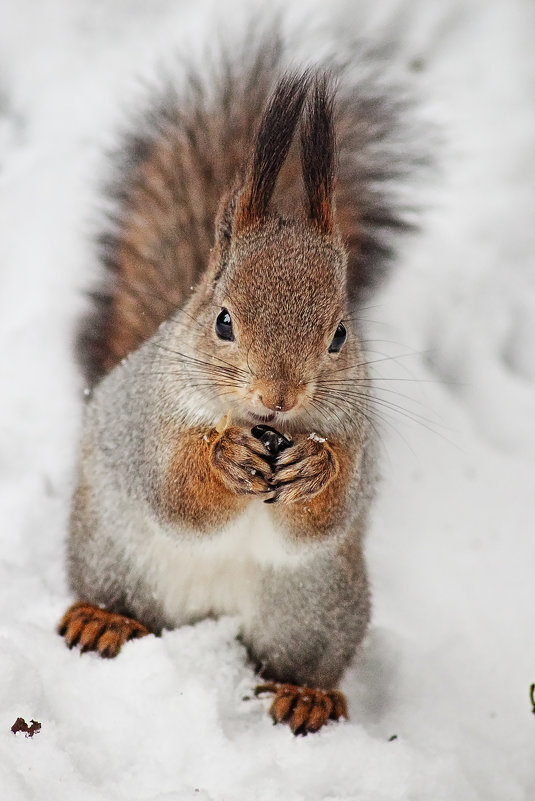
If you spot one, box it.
[210,426,273,496]
[267,435,338,504]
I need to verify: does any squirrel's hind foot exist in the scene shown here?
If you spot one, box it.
[255,682,347,735]
[58,601,150,658]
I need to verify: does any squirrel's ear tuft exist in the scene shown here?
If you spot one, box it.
[234,72,310,233]
[301,74,336,236]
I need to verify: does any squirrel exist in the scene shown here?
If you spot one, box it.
[57,27,421,735]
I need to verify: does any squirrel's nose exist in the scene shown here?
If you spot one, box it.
[259,394,295,413]
[254,383,298,413]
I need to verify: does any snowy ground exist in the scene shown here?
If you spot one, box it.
[0,1,534,799]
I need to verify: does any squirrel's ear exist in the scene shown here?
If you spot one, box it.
[210,187,239,281]
[215,187,238,248]
[233,72,310,234]
[301,74,336,236]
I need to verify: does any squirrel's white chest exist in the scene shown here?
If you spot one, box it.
[138,502,309,628]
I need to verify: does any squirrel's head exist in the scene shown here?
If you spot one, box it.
[182,73,363,432]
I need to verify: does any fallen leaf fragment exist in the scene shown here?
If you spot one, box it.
[11,717,42,737]
[215,410,232,433]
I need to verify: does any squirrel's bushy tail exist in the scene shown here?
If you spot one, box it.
[80,24,426,387]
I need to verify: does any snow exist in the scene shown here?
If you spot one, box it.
[1,0,534,799]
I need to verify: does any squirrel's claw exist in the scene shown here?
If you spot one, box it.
[58,601,150,658]
[255,682,347,734]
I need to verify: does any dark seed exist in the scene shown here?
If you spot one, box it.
[251,425,292,456]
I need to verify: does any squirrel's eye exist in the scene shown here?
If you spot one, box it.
[215,308,234,341]
[328,322,347,353]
